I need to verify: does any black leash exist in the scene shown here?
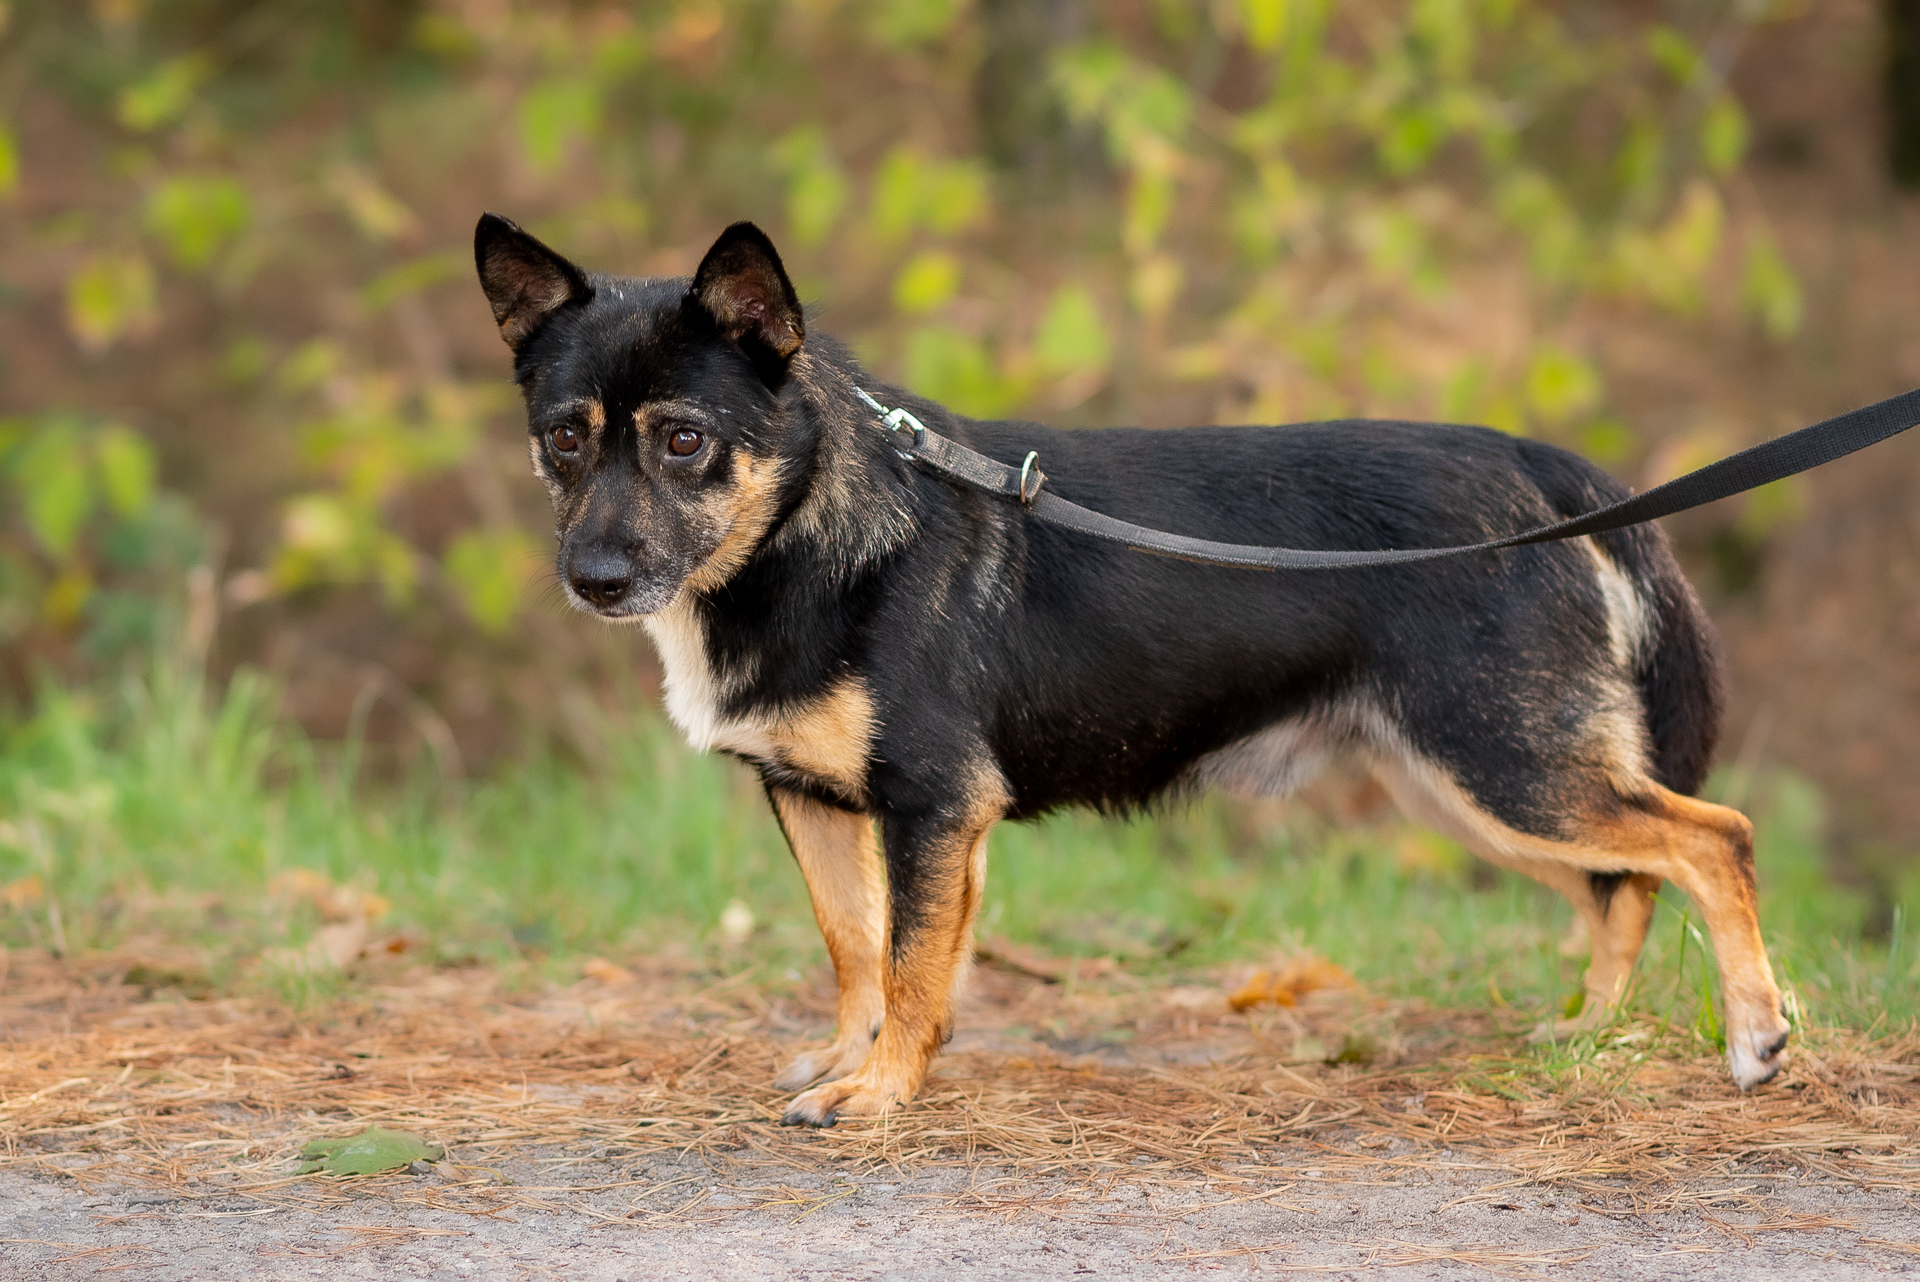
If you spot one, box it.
[853,385,1920,571]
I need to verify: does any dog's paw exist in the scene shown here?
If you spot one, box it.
[780,1071,907,1128]
[773,1047,837,1092]
[1525,996,1614,1045]
[1727,1014,1791,1090]
[773,1040,870,1092]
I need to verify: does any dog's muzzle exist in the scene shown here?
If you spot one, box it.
[564,547,637,610]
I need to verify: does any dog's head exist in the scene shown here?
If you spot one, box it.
[474,215,805,618]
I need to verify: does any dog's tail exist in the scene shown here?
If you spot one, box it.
[1517,440,1726,796]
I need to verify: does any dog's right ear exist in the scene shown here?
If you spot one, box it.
[474,213,592,351]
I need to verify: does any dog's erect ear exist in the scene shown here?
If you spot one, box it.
[474,212,592,350]
[689,222,805,362]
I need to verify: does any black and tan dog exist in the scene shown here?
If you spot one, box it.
[475,215,1790,1125]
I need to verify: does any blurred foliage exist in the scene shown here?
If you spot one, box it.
[0,410,202,660]
[0,0,1809,668]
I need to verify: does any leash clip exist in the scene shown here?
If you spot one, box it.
[1018,451,1044,504]
[852,385,927,460]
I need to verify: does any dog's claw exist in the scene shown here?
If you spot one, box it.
[780,1105,837,1128]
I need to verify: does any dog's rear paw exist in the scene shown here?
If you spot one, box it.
[1728,1018,1790,1090]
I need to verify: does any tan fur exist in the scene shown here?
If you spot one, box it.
[784,770,1010,1124]
[717,679,876,797]
[698,279,802,356]
[1370,740,1787,1085]
[642,601,875,798]
[767,359,921,577]
[684,447,786,594]
[493,275,577,347]
[770,791,888,1091]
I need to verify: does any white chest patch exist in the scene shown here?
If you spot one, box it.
[640,596,875,794]
[642,597,729,752]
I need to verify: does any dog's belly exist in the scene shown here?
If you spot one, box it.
[1181,703,1364,798]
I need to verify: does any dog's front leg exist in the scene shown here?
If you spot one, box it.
[768,787,887,1090]
[782,799,999,1127]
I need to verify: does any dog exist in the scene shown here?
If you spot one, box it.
[474,214,1790,1125]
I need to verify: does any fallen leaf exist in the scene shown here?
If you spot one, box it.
[297,1125,444,1176]
[263,918,369,976]
[317,919,369,969]
[1158,985,1229,1012]
[267,869,390,922]
[1229,955,1358,1011]
[121,961,213,997]
[582,956,635,984]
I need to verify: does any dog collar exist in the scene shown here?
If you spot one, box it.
[853,385,1046,504]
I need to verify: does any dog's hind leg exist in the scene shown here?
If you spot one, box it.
[1625,790,1791,1087]
[1484,859,1662,1041]
[768,789,888,1091]
[1377,757,1788,1088]
[782,782,1004,1126]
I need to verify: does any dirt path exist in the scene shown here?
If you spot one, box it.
[3,949,1918,1278]
[5,1154,1915,1279]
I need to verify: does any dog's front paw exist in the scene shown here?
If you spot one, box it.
[780,1070,908,1128]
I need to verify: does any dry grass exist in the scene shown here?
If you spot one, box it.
[3,945,1918,1230]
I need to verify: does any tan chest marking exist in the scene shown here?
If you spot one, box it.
[642,597,874,793]
[716,678,876,793]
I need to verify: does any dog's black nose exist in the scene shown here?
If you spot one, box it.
[566,551,634,609]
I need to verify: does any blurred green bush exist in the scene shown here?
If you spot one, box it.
[0,0,1806,672]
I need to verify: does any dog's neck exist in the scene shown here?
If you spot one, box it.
[756,341,925,585]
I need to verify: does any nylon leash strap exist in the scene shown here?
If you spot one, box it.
[852,385,1920,571]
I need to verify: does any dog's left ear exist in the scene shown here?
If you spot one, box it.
[690,222,805,368]
[475,212,592,351]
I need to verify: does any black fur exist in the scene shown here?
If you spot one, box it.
[476,215,1740,1111]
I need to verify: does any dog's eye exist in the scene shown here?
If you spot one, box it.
[668,428,704,457]
[550,426,580,454]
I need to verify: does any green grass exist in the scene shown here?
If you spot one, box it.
[1,650,1916,1045]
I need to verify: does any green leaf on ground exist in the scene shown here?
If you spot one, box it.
[297,1126,444,1176]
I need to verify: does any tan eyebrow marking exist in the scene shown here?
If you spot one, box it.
[633,399,712,430]
[543,397,606,431]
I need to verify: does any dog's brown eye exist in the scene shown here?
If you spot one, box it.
[550,426,580,453]
[668,428,704,457]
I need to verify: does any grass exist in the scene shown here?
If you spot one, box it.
[1,647,1916,1049]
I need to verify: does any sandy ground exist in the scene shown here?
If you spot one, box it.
[5,949,1920,1278]
[4,1149,1919,1279]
